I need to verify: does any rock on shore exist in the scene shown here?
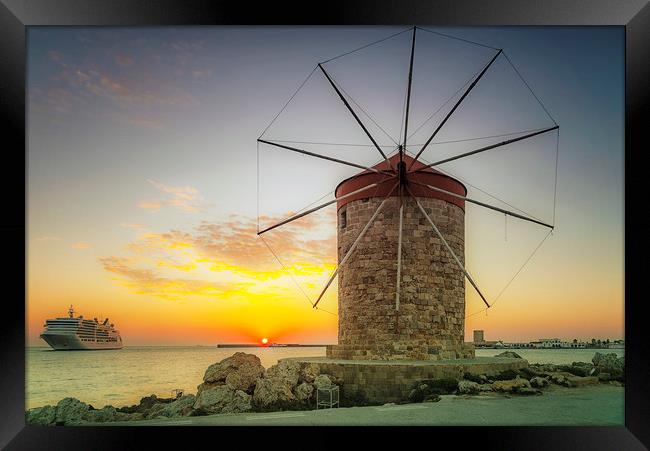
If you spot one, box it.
[25,351,625,424]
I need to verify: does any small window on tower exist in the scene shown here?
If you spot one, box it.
[340,209,347,229]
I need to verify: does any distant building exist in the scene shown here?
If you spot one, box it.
[473,330,485,343]
[539,338,562,348]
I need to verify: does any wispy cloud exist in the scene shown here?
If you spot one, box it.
[100,256,241,300]
[99,211,336,301]
[139,179,208,213]
[120,223,147,230]
[72,241,92,250]
[31,40,207,129]
[35,235,62,242]
[114,53,134,67]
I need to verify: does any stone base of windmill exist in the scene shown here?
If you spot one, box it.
[325,340,476,361]
[281,355,529,405]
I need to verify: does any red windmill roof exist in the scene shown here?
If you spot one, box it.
[335,152,467,211]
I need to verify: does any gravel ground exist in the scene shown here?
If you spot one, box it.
[101,384,624,426]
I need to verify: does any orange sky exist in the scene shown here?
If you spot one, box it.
[26,27,624,346]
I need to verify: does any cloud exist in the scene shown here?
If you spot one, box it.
[120,223,147,230]
[114,54,134,67]
[72,241,92,250]
[99,211,337,300]
[139,179,208,213]
[36,235,62,242]
[100,256,240,300]
[32,45,199,129]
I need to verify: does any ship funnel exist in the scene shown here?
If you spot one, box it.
[68,305,74,318]
[103,318,109,325]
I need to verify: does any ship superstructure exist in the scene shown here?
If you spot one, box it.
[40,305,123,350]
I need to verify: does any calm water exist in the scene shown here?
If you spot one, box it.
[26,346,624,410]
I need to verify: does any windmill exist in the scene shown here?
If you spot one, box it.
[256,27,559,360]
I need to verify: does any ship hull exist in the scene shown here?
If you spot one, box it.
[40,333,123,350]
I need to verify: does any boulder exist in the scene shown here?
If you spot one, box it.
[117,394,173,414]
[55,398,92,425]
[26,405,56,426]
[300,363,320,383]
[294,382,314,402]
[494,351,523,359]
[160,394,196,417]
[565,375,599,387]
[266,360,301,388]
[203,352,264,392]
[457,380,481,395]
[86,406,120,423]
[492,377,531,394]
[517,387,542,396]
[592,353,624,380]
[598,372,611,382]
[252,377,297,411]
[549,374,571,387]
[463,373,488,384]
[529,376,549,389]
[531,363,559,373]
[556,362,594,377]
[193,385,252,415]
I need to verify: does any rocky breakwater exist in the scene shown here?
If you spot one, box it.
[405,351,624,403]
[26,352,340,425]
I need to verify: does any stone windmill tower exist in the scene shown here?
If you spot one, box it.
[257,26,558,362]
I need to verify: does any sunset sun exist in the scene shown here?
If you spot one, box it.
[261,338,268,345]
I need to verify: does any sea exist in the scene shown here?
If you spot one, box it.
[25,346,624,410]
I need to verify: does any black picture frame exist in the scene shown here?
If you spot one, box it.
[2,1,648,449]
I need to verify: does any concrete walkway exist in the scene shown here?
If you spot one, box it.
[103,385,624,426]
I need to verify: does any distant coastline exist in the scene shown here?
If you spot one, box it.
[216,344,329,348]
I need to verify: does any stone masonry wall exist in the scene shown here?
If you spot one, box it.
[326,195,473,361]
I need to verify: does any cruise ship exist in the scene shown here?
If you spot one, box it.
[40,306,123,350]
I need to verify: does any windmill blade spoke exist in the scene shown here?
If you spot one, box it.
[409,48,503,170]
[258,139,393,175]
[409,125,559,172]
[313,182,399,308]
[258,176,396,235]
[406,186,490,308]
[318,63,393,168]
[402,26,417,153]
[408,179,553,229]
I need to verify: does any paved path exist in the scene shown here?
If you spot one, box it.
[104,385,624,426]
